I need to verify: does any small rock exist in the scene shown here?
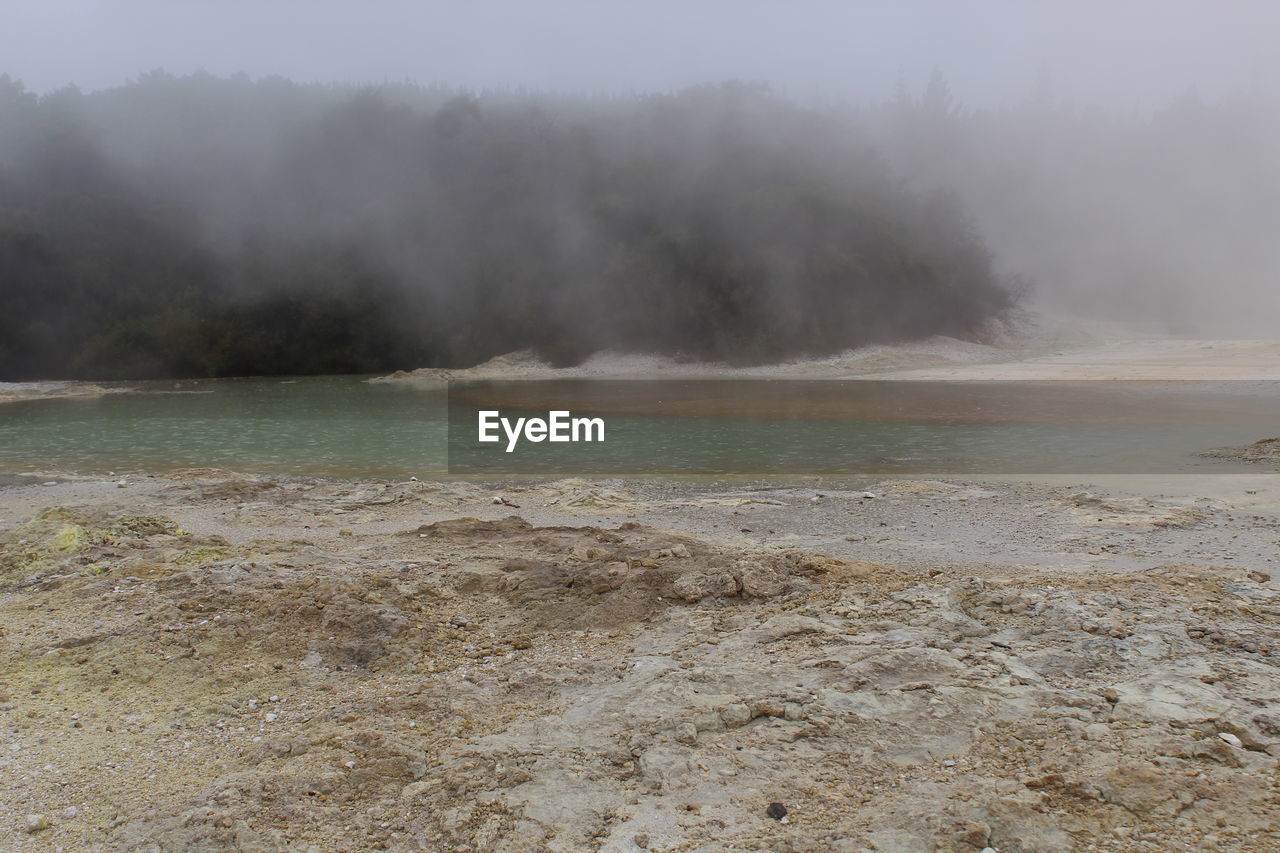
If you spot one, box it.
[264,713,278,723]
[1218,732,1244,748]
[401,779,436,799]
[673,722,698,744]
[62,806,78,819]
[24,814,49,833]
[1253,713,1280,737]
[449,616,470,628]
[783,702,805,721]
[633,832,650,848]
[721,703,753,728]
[765,802,788,820]
[338,529,353,537]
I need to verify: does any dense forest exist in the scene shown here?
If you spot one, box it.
[3,70,1278,380]
[0,74,1014,380]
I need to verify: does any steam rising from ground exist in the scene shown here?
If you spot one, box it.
[871,72,1280,334]
[1,63,1278,379]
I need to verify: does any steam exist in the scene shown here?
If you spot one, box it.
[0,50,1278,379]
[1,77,1015,378]
[867,72,1280,333]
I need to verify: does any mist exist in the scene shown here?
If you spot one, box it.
[1,1,1278,379]
[0,77,1016,378]
[864,71,1280,334]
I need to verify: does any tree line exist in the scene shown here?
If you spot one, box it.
[0,73,1019,379]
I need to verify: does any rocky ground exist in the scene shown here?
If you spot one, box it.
[2,472,1280,851]
[1207,438,1280,464]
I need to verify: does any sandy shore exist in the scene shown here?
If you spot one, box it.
[866,339,1280,381]
[374,331,1280,384]
[0,382,122,406]
[3,470,1280,850]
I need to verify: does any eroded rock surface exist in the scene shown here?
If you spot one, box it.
[1,475,1279,850]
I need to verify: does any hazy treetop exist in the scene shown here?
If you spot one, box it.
[6,0,1277,108]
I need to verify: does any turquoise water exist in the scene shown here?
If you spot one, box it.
[0,377,448,477]
[0,376,1275,477]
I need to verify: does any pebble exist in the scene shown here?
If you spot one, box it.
[264,713,278,722]
[1218,732,1243,748]
[721,703,753,728]
[449,616,470,628]
[62,806,78,819]
[673,722,698,744]
[24,814,49,833]
[765,802,788,820]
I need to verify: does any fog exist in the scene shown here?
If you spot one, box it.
[7,1,1276,108]
[1,1,1278,379]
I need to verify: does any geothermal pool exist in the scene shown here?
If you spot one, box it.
[0,376,1276,477]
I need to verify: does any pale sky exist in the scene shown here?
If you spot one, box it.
[4,0,1277,107]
